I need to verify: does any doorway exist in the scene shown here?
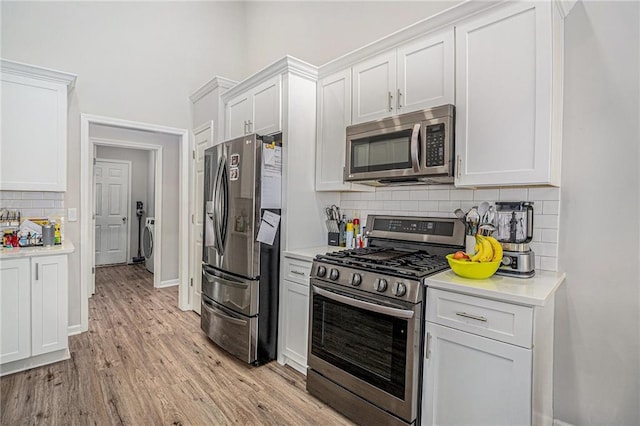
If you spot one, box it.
[80,114,190,333]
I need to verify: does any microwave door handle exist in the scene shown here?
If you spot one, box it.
[313,286,415,319]
[410,123,421,172]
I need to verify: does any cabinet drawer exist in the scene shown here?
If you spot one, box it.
[426,288,533,348]
[283,257,312,285]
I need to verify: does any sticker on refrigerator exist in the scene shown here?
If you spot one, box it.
[230,167,239,181]
[230,153,240,167]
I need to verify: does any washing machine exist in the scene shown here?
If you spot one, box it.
[143,217,155,273]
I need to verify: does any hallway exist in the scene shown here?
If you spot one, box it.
[0,264,352,425]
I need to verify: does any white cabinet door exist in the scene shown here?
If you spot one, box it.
[226,92,251,140]
[352,50,396,124]
[0,73,68,191]
[0,258,31,364]
[281,279,310,372]
[397,29,454,114]
[316,70,372,192]
[455,1,556,187]
[251,75,281,136]
[31,255,68,356]
[423,322,532,426]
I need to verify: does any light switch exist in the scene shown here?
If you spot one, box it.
[68,208,78,222]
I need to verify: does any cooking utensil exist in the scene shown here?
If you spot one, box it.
[478,201,489,224]
[466,207,480,235]
[454,208,466,223]
[325,205,340,221]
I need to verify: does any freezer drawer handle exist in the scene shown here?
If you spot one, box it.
[455,311,488,322]
[202,269,249,289]
[202,298,247,326]
[313,286,414,319]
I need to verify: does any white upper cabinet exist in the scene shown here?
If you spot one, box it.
[352,28,454,124]
[397,30,454,114]
[455,1,562,187]
[315,69,372,192]
[0,60,76,191]
[224,75,281,140]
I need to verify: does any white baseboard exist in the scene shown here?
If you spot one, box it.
[0,348,70,377]
[67,324,83,336]
[157,278,179,288]
[554,420,576,426]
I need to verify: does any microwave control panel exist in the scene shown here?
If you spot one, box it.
[425,123,446,167]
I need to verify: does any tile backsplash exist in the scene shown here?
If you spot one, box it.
[339,185,560,272]
[0,191,65,218]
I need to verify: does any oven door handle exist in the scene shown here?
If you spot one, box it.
[410,123,421,173]
[313,286,415,319]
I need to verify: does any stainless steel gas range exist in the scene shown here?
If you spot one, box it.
[306,215,465,426]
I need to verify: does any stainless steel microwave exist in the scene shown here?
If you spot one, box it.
[345,105,454,186]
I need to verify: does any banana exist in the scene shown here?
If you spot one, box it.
[485,236,503,262]
[480,237,494,262]
[470,237,484,262]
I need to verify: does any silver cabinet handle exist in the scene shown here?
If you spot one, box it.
[290,270,306,276]
[456,311,488,322]
[456,155,462,179]
[247,120,253,133]
[35,263,39,281]
[243,120,248,134]
[425,332,432,359]
[388,91,393,112]
[397,88,402,109]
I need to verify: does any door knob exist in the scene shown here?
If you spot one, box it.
[122,216,127,223]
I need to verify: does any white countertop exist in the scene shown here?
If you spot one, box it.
[283,245,345,262]
[425,269,565,307]
[0,240,75,259]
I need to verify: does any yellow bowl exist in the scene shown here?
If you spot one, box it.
[446,253,501,280]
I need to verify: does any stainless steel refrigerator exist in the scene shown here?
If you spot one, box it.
[201,132,282,365]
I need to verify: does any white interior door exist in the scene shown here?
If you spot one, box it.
[95,160,130,266]
[191,123,215,314]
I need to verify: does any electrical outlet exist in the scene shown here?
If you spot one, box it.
[68,208,78,222]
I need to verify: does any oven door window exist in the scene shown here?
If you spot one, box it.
[350,129,414,174]
[311,291,407,399]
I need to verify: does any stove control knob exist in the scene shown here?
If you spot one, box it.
[393,282,407,297]
[350,273,362,286]
[376,278,388,292]
[317,265,327,277]
[329,268,340,281]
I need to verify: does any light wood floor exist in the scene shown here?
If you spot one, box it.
[1,264,353,425]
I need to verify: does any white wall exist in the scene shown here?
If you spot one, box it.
[91,124,180,284]
[243,1,460,72]
[96,146,149,262]
[555,2,640,425]
[1,1,247,327]
[147,151,155,217]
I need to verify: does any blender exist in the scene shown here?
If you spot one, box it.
[494,201,535,278]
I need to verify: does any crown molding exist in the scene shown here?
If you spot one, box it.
[221,55,318,102]
[318,0,505,79]
[1,59,77,89]
[189,75,237,103]
[554,0,578,19]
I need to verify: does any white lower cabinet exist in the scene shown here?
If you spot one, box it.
[423,287,555,426]
[278,255,312,374]
[0,258,31,364]
[0,254,69,375]
[422,322,531,426]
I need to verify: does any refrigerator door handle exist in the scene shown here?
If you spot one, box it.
[214,156,225,254]
[220,158,230,251]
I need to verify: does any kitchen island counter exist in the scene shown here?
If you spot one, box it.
[425,269,565,307]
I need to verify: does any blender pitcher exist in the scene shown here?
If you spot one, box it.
[494,201,534,248]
